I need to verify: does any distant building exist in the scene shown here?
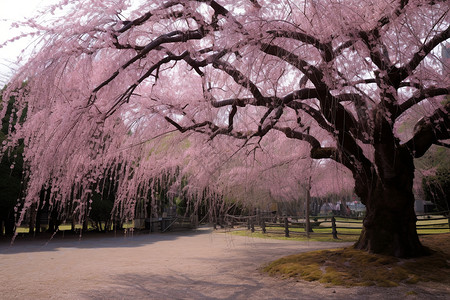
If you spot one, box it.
[415,198,436,214]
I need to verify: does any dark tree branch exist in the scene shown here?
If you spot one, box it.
[397,86,450,118]
[435,141,450,149]
[281,88,319,103]
[89,29,205,105]
[272,126,364,174]
[397,25,450,81]
[260,42,364,146]
[211,98,256,108]
[212,60,266,104]
[274,126,323,150]
[285,101,335,134]
[333,40,356,57]
[105,51,191,117]
[260,43,324,87]
[407,101,450,158]
[358,30,391,72]
[342,78,377,86]
[164,116,217,134]
[267,30,333,61]
[116,1,188,33]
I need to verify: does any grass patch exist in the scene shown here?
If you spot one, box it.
[263,233,450,287]
[14,222,135,234]
[230,229,358,242]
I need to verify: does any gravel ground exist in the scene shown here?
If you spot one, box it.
[0,227,449,300]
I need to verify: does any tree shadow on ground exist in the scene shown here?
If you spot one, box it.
[82,271,450,300]
[0,227,213,255]
[82,272,307,300]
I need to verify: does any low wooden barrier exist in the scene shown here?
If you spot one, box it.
[222,211,450,239]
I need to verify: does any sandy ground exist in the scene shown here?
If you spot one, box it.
[0,227,449,300]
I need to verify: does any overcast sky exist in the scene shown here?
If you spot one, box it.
[0,0,58,86]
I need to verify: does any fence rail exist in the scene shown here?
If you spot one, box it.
[222,212,450,239]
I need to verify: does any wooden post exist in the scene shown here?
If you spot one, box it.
[251,217,255,233]
[305,177,312,238]
[261,219,266,234]
[331,216,338,239]
[284,217,289,237]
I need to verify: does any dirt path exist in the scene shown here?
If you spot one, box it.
[0,227,448,299]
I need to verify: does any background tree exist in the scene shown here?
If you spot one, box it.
[1,0,449,256]
[422,166,450,212]
[0,88,26,236]
[415,144,450,213]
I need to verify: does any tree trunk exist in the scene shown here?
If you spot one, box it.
[354,146,428,257]
[28,203,36,235]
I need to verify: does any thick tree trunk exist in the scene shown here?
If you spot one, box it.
[354,181,427,257]
[354,146,428,257]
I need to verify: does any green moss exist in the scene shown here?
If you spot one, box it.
[406,291,418,296]
[264,233,450,287]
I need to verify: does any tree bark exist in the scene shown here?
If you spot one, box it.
[354,146,428,257]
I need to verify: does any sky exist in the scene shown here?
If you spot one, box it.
[0,0,58,86]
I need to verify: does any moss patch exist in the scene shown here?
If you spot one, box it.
[263,233,450,287]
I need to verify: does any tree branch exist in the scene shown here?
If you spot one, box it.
[397,25,450,81]
[397,86,450,118]
[212,59,266,104]
[260,43,324,87]
[267,30,333,61]
[89,29,205,105]
[406,101,450,158]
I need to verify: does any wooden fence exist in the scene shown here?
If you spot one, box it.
[222,211,450,239]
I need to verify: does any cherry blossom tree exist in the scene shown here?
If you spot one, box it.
[1,0,449,256]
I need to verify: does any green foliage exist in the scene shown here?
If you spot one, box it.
[422,167,450,211]
[89,193,114,226]
[0,87,27,234]
[0,163,21,214]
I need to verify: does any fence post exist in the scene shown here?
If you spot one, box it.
[331,216,338,239]
[251,217,255,233]
[247,217,251,230]
[261,219,266,234]
[284,217,289,237]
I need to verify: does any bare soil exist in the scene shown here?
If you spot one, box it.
[0,227,448,299]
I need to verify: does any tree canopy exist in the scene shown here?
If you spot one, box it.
[1,0,449,256]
